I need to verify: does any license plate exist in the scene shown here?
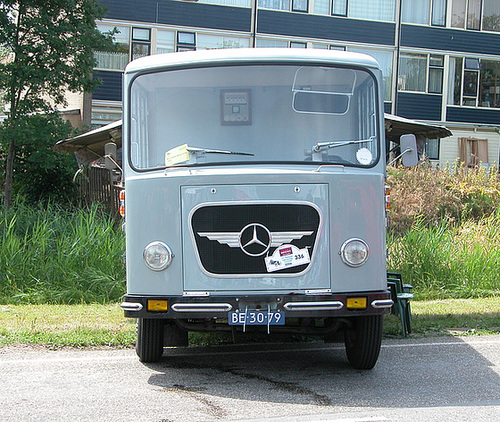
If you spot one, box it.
[228,311,285,326]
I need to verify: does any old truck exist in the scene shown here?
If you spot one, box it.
[119,48,416,369]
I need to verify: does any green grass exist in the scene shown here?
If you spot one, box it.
[0,203,125,304]
[1,300,499,348]
[387,212,500,300]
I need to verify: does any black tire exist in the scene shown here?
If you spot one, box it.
[344,315,383,370]
[136,318,164,363]
[164,321,189,347]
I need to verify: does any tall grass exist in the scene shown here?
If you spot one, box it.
[387,207,500,300]
[0,203,125,304]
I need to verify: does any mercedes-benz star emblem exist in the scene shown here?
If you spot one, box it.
[239,223,271,257]
[197,224,313,257]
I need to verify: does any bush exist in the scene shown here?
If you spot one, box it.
[387,162,500,236]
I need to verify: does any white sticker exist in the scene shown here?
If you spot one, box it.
[356,148,373,165]
[265,244,311,273]
[165,144,190,166]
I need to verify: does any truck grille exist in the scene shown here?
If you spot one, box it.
[191,204,320,275]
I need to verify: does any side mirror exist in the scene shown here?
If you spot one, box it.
[387,134,418,167]
[104,142,118,170]
[400,134,418,167]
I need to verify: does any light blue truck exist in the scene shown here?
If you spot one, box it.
[120,48,414,369]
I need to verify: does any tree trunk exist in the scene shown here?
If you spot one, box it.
[4,139,16,208]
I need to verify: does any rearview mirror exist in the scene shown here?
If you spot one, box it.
[105,142,118,170]
[400,134,418,167]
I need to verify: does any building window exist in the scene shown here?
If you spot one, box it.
[479,60,500,107]
[258,0,291,11]
[255,38,288,48]
[95,24,130,71]
[428,55,444,94]
[398,53,427,92]
[401,0,446,26]
[431,0,447,26]
[424,138,440,160]
[156,30,175,54]
[332,0,348,16]
[447,57,500,108]
[315,0,395,21]
[132,28,151,61]
[197,34,250,50]
[398,53,443,94]
[290,41,307,48]
[451,0,481,30]
[292,0,308,11]
[177,32,196,52]
[459,138,488,167]
[348,0,395,21]
[198,0,251,6]
[483,0,500,32]
[402,0,430,25]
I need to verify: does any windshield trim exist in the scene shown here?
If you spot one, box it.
[126,61,382,173]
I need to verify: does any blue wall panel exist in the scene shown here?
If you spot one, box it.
[257,10,395,46]
[396,93,442,121]
[158,2,251,32]
[93,71,123,102]
[99,0,156,23]
[401,25,500,55]
[447,107,500,125]
[99,0,251,32]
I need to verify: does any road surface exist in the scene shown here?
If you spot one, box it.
[1,335,499,421]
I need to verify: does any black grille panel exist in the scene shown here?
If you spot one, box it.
[191,204,320,275]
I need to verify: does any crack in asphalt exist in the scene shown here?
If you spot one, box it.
[162,361,332,407]
[162,384,228,419]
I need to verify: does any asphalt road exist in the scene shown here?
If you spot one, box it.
[1,335,500,422]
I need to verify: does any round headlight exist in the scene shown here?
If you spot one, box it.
[143,241,174,271]
[340,238,369,267]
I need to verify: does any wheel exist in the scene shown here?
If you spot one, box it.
[164,321,189,347]
[344,315,383,370]
[136,318,164,363]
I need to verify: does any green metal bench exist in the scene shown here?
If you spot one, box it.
[387,272,413,337]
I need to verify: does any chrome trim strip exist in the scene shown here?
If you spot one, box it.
[283,301,344,311]
[120,302,144,311]
[371,299,394,309]
[171,303,233,312]
[305,288,332,295]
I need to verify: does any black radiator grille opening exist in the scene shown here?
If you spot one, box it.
[191,204,320,275]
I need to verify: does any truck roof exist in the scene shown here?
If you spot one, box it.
[124,48,381,75]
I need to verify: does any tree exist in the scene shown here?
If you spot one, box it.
[0,0,114,207]
[0,113,77,203]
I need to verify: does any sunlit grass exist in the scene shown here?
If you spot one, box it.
[0,203,125,304]
[387,213,500,300]
[1,300,499,348]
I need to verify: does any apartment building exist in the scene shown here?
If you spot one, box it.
[87,0,500,168]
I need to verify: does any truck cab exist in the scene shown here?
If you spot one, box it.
[120,48,394,369]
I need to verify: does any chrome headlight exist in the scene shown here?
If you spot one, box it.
[143,241,174,271]
[340,238,369,267]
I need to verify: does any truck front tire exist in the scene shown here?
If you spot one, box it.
[344,315,383,370]
[136,318,164,363]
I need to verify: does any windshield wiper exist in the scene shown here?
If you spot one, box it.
[187,146,254,156]
[313,136,375,152]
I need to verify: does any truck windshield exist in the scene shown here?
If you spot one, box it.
[129,64,380,170]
